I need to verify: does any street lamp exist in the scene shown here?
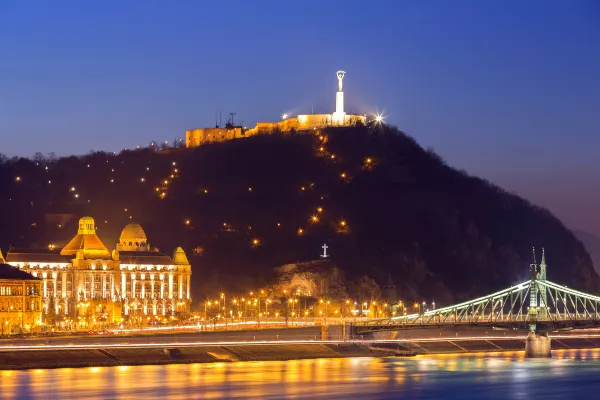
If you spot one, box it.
[204,300,212,321]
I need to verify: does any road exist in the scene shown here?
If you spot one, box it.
[1,324,600,351]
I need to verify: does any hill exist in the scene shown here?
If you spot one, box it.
[1,125,598,304]
[573,230,600,274]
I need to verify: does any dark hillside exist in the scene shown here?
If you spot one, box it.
[0,125,597,304]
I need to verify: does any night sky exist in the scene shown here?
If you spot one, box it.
[1,1,599,235]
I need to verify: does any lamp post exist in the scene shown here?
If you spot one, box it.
[204,300,211,322]
[265,299,271,321]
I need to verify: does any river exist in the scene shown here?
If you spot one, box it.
[2,349,600,399]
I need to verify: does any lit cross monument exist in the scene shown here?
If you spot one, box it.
[333,70,346,125]
[321,243,330,258]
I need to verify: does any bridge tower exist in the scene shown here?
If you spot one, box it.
[529,247,539,331]
[538,248,548,318]
[525,246,551,358]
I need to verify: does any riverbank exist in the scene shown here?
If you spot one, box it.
[3,335,600,370]
[0,342,373,370]
[4,325,600,370]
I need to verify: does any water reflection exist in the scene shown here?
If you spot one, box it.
[1,350,600,399]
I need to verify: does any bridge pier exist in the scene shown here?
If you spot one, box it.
[525,332,551,358]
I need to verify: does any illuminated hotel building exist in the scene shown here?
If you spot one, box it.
[4,217,192,323]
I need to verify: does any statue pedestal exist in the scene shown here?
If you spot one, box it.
[525,332,551,358]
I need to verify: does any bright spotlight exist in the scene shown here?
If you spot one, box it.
[282,113,288,120]
[375,114,383,123]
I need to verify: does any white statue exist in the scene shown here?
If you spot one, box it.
[336,70,345,92]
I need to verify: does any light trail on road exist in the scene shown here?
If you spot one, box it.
[110,320,316,334]
[4,333,600,352]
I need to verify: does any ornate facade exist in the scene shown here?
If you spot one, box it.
[0,264,43,333]
[5,217,192,325]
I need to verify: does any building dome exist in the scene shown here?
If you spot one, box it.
[60,216,110,258]
[78,216,96,235]
[118,224,149,251]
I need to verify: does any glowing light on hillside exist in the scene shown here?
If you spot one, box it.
[297,228,304,236]
[282,113,288,120]
[310,215,319,224]
[340,172,346,178]
[251,238,260,247]
[330,154,336,160]
[70,187,76,192]
[248,187,253,192]
[184,220,191,226]
[375,113,384,123]
[15,176,21,183]
[317,207,323,213]
[140,178,145,182]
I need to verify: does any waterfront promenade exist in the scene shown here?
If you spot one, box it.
[3,324,600,370]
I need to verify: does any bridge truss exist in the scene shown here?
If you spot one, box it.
[356,250,600,334]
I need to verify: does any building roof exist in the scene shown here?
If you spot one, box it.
[6,249,72,264]
[119,224,147,244]
[118,251,174,265]
[0,264,41,280]
[60,217,111,258]
[173,247,190,265]
[60,234,111,258]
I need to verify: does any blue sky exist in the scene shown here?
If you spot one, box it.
[1,0,599,235]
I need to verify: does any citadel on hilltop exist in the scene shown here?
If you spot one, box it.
[1,217,191,330]
[185,70,368,148]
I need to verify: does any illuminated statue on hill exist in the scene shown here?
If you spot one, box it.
[336,70,345,92]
